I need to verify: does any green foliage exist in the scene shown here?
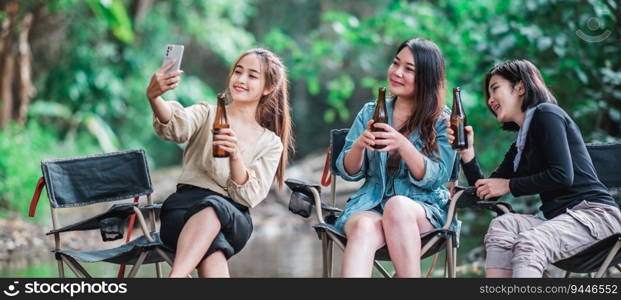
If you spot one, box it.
[0,122,101,220]
[86,0,135,43]
[0,0,256,218]
[1,0,619,227]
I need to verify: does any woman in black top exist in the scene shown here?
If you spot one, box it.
[448,59,621,277]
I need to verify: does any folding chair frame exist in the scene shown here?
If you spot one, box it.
[28,150,179,278]
[305,175,463,278]
[42,191,175,278]
[483,201,621,278]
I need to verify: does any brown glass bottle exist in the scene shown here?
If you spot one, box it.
[450,87,468,149]
[371,87,387,150]
[213,93,230,158]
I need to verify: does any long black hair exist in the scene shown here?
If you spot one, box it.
[396,38,446,158]
[484,59,557,131]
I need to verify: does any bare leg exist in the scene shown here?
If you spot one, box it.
[341,211,385,277]
[169,207,221,278]
[197,250,230,278]
[486,268,513,278]
[382,196,434,278]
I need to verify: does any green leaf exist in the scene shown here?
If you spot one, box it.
[307,75,320,96]
[323,109,336,123]
[86,0,134,43]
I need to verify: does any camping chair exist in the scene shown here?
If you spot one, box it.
[475,141,621,278]
[286,128,464,278]
[28,149,175,278]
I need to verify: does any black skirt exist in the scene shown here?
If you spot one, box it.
[159,184,253,260]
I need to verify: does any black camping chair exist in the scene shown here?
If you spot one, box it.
[286,129,464,278]
[28,149,175,278]
[473,141,621,278]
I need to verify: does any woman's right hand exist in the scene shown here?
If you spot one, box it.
[447,124,475,163]
[354,120,377,152]
[146,61,183,101]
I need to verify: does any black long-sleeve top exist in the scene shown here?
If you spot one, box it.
[462,103,618,219]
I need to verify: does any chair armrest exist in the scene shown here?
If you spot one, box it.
[285,178,331,223]
[46,203,138,235]
[28,177,46,217]
[285,178,322,197]
[132,206,156,243]
[452,185,514,215]
[475,200,514,215]
[321,203,342,214]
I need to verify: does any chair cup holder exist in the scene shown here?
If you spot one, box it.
[99,216,125,241]
[288,191,313,218]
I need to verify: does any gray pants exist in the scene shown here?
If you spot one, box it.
[484,200,621,277]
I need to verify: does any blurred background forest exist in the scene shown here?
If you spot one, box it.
[0,0,619,277]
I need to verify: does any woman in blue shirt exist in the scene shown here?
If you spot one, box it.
[335,38,457,277]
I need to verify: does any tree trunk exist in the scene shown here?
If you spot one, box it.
[131,0,154,29]
[0,2,15,129]
[17,12,35,125]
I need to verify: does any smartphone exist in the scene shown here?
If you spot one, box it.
[162,44,184,74]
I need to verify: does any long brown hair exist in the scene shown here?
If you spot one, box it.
[395,38,446,159]
[227,48,293,188]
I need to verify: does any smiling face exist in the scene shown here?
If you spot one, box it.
[228,53,269,103]
[387,47,416,99]
[487,74,525,123]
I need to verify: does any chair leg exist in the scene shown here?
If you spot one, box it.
[564,271,571,278]
[446,237,454,278]
[444,248,448,277]
[321,232,330,278]
[61,256,91,278]
[155,262,162,278]
[326,231,346,251]
[449,237,457,278]
[421,236,440,257]
[426,253,440,278]
[128,252,148,278]
[155,248,174,267]
[326,239,334,278]
[615,264,621,273]
[595,240,621,278]
[373,260,391,278]
[56,257,65,278]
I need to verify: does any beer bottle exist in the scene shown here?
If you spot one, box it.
[213,92,230,158]
[371,87,387,150]
[450,87,468,149]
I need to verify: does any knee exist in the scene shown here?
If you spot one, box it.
[347,217,384,247]
[484,214,520,249]
[512,231,548,269]
[383,196,423,226]
[513,231,544,255]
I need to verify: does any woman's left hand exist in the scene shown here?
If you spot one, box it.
[213,128,240,160]
[371,123,409,153]
[474,178,510,200]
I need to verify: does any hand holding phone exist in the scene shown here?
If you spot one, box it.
[162,44,184,74]
[146,45,184,101]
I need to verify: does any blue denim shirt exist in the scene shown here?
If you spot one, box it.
[334,98,460,235]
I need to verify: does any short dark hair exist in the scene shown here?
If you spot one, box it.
[484,59,557,131]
